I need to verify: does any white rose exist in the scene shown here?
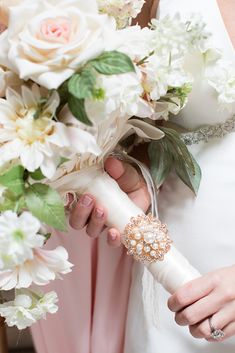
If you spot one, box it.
[0,0,115,89]
[0,84,100,178]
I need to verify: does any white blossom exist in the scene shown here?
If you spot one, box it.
[0,246,73,290]
[0,84,100,178]
[185,13,212,53]
[206,60,235,105]
[105,25,154,61]
[151,14,211,58]
[98,0,145,28]
[0,211,45,270]
[143,55,188,99]
[0,289,58,329]
[85,71,153,124]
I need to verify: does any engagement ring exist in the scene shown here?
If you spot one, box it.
[208,316,225,340]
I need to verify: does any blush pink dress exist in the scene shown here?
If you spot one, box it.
[0,14,133,353]
[30,226,133,353]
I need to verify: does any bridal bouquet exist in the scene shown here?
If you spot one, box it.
[0,0,232,330]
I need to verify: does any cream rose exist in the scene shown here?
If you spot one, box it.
[0,0,115,89]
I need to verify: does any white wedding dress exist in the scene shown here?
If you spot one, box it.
[124,0,235,352]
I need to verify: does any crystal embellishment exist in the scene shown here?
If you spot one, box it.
[122,213,172,263]
[181,115,235,145]
[211,329,225,340]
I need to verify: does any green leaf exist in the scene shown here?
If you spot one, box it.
[0,165,25,196]
[25,183,66,231]
[68,69,96,100]
[68,95,92,126]
[58,80,69,106]
[148,127,202,194]
[148,140,174,188]
[161,127,195,172]
[175,153,202,195]
[90,51,135,75]
[30,168,45,181]
[0,191,26,212]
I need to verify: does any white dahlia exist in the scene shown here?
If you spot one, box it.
[0,84,100,178]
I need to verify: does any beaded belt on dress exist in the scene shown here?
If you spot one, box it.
[180,114,235,145]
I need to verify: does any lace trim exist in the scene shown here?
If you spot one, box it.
[181,115,235,145]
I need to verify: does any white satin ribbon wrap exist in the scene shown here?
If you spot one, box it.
[50,118,200,327]
[51,165,200,296]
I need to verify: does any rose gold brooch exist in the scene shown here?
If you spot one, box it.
[122,213,172,263]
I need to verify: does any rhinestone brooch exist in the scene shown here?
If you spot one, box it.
[122,213,172,263]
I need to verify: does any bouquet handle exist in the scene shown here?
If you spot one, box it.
[52,165,200,294]
[84,170,200,293]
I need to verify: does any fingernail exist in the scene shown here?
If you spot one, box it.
[81,195,93,207]
[109,231,117,241]
[95,208,104,218]
[65,192,75,208]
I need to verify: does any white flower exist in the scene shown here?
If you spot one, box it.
[0,0,115,89]
[98,0,145,28]
[105,25,154,61]
[105,17,194,119]
[206,60,235,105]
[0,289,58,329]
[0,84,100,178]
[0,65,22,98]
[151,14,211,58]
[142,53,192,101]
[0,211,45,270]
[31,290,58,319]
[0,246,73,290]
[53,105,163,180]
[151,15,190,59]
[185,13,211,53]
[0,294,36,329]
[84,71,153,124]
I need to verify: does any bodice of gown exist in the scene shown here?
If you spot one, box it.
[157,0,235,129]
[124,2,235,353]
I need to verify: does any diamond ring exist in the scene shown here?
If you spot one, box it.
[208,316,225,340]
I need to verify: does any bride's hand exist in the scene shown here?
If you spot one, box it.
[69,157,150,247]
[168,265,235,342]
